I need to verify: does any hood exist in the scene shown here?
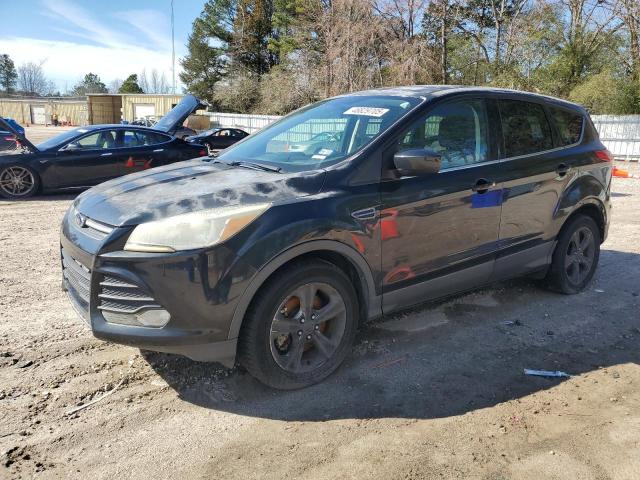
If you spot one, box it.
[152,94,207,135]
[0,117,38,152]
[74,159,326,227]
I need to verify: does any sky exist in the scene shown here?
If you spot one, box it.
[0,0,207,93]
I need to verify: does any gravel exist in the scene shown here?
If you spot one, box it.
[1,140,639,478]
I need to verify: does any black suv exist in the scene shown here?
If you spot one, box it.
[60,86,612,389]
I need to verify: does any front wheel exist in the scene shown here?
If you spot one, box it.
[0,165,40,199]
[238,260,359,389]
[545,215,601,294]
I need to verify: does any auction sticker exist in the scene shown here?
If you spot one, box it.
[343,107,389,117]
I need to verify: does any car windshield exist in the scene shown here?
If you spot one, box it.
[36,128,90,151]
[217,95,422,172]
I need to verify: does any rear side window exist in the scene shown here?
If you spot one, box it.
[499,100,553,157]
[549,107,584,146]
[121,130,170,147]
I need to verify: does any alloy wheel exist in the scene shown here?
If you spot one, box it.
[269,282,347,374]
[0,167,36,197]
[564,226,595,285]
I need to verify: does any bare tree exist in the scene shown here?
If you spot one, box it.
[619,0,640,78]
[138,68,171,94]
[17,61,49,95]
[150,70,170,94]
[138,69,150,93]
[109,78,123,94]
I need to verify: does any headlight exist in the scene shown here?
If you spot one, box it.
[124,203,270,253]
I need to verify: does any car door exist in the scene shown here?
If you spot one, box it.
[380,97,504,312]
[491,98,578,280]
[117,129,173,174]
[50,129,126,188]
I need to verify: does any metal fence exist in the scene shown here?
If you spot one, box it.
[205,112,281,133]
[591,115,640,161]
[205,111,640,161]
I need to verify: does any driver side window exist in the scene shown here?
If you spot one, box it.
[74,130,117,150]
[390,99,489,172]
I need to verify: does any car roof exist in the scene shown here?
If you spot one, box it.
[343,85,584,111]
[73,124,168,132]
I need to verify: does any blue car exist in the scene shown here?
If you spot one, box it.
[0,118,25,152]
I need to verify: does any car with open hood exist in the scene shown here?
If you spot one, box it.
[60,86,612,389]
[0,117,24,153]
[0,95,207,199]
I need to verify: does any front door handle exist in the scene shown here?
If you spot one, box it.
[472,178,494,194]
[556,163,570,176]
[100,152,112,157]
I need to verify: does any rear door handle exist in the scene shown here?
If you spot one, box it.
[153,149,164,152]
[556,163,570,176]
[472,178,495,194]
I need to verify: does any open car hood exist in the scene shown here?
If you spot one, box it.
[152,94,207,135]
[0,117,38,153]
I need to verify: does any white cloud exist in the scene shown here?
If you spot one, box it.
[44,0,133,49]
[0,0,185,91]
[113,9,173,51]
[0,36,179,91]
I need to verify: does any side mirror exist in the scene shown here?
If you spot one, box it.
[61,142,81,152]
[393,148,441,176]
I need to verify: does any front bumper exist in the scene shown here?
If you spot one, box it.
[60,212,252,368]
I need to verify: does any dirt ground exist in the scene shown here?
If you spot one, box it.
[1,128,639,479]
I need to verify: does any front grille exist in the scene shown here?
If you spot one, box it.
[98,275,161,314]
[62,248,91,318]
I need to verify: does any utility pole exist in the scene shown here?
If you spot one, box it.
[171,0,176,94]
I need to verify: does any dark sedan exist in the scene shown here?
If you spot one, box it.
[0,96,207,199]
[186,127,249,152]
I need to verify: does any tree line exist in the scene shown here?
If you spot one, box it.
[179,0,640,114]
[0,56,171,97]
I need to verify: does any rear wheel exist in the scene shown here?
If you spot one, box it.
[238,260,359,389]
[0,165,40,199]
[545,215,600,294]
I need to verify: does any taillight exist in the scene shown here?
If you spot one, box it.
[199,149,206,156]
[595,149,613,162]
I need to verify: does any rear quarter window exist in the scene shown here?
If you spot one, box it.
[549,107,584,146]
[499,100,553,158]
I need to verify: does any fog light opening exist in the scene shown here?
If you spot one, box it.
[137,309,171,327]
[102,308,171,328]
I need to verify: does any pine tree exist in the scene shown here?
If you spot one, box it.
[0,54,18,93]
[118,74,144,93]
[72,73,108,95]
[231,0,275,74]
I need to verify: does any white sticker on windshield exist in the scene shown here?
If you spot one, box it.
[317,149,333,156]
[343,107,389,117]
[312,154,327,160]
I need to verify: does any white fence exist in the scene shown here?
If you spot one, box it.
[205,112,281,133]
[591,115,640,161]
[205,111,640,161]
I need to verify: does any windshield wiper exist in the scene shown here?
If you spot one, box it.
[229,161,283,173]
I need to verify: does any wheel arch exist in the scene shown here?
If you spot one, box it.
[227,240,381,340]
[559,199,606,244]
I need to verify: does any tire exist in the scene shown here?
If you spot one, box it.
[238,259,359,390]
[545,214,601,294]
[0,165,40,199]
